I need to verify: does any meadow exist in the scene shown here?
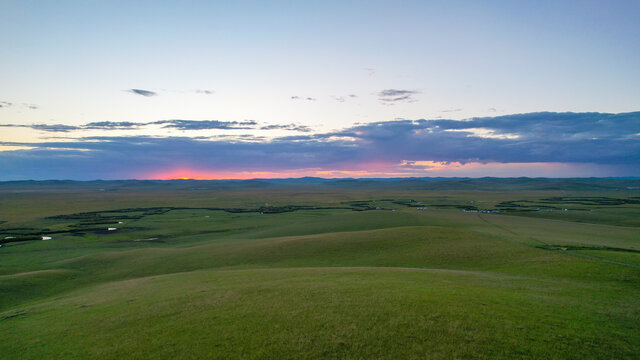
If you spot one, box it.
[1,178,639,359]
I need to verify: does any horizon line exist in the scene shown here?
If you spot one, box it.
[2,176,640,183]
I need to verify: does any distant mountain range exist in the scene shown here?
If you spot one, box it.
[1,177,639,191]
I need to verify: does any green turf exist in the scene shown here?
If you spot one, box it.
[3,267,638,360]
[1,180,639,358]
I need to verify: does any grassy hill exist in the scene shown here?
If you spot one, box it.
[1,180,639,358]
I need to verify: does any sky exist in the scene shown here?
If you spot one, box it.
[0,0,638,180]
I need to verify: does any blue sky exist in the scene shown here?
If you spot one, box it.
[0,1,638,179]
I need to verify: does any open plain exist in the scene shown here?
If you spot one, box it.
[1,178,639,359]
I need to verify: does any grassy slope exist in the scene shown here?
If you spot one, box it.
[4,267,638,360]
[1,184,639,359]
[2,225,639,359]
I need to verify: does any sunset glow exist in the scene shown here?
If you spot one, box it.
[142,160,619,180]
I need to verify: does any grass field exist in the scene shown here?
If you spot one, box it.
[1,179,639,359]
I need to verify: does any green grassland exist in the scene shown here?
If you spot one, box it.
[1,179,639,359]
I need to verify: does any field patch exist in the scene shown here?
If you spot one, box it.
[2,267,638,360]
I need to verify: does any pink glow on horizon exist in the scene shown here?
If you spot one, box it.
[144,168,405,180]
[142,160,613,180]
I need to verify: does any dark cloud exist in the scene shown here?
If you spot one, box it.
[127,89,157,97]
[260,124,312,132]
[84,121,142,130]
[31,124,81,132]
[1,112,638,179]
[0,119,258,132]
[291,96,316,101]
[0,135,361,180]
[275,112,640,166]
[333,112,640,165]
[0,122,141,132]
[429,112,639,140]
[154,120,258,130]
[378,89,416,97]
[0,101,38,109]
[195,89,214,95]
[442,108,462,113]
[378,89,419,103]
